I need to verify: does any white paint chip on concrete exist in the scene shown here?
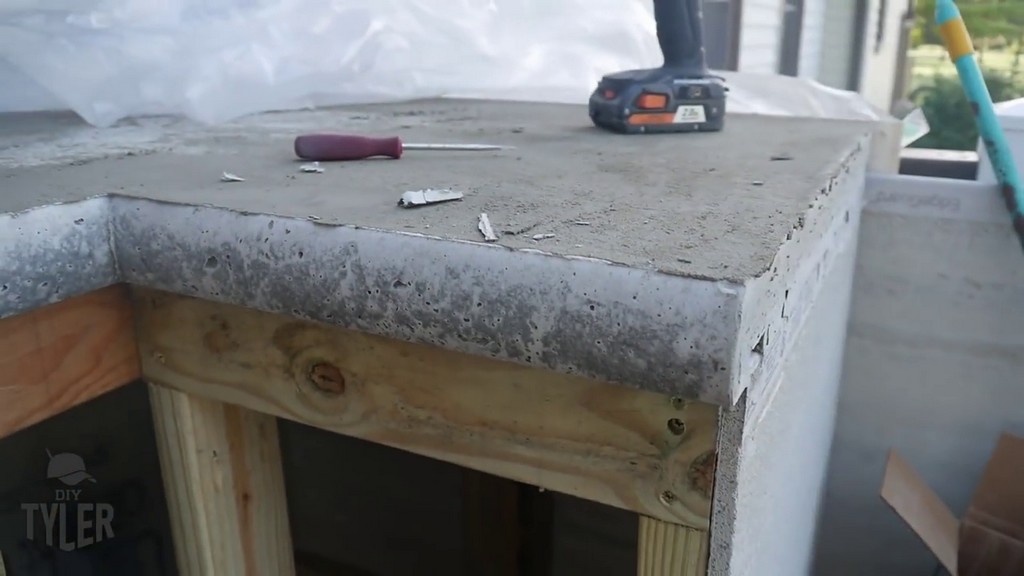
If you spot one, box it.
[299,162,324,173]
[478,213,498,242]
[397,188,464,208]
[532,233,556,241]
[221,172,245,182]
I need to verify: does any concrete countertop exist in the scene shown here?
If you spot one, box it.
[0,99,871,406]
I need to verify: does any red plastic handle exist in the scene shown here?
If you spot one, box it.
[294,134,404,161]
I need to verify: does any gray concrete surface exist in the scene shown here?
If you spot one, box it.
[813,174,1024,575]
[2,100,865,282]
[728,190,859,576]
[0,99,871,408]
[1,99,876,575]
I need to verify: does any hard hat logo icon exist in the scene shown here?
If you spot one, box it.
[45,450,96,487]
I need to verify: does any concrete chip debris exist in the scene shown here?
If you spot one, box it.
[532,233,556,241]
[299,162,324,173]
[397,188,464,208]
[220,172,245,182]
[477,213,498,242]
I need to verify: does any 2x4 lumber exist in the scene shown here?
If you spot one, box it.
[637,516,709,576]
[0,284,140,440]
[149,383,296,576]
[131,287,720,529]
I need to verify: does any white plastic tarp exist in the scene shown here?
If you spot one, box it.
[0,0,885,126]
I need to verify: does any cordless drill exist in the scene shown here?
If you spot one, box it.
[588,0,726,134]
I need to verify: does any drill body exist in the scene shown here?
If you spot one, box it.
[588,0,726,134]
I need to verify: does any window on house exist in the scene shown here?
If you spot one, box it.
[875,0,888,53]
[702,0,742,70]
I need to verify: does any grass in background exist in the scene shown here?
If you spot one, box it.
[908,44,1024,150]
[909,44,1020,85]
[906,0,1024,150]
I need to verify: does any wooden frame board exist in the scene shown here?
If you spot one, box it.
[131,287,720,530]
[0,284,717,574]
[0,284,140,439]
[638,516,710,575]
[150,384,296,576]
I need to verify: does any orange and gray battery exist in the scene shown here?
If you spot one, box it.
[588,0,727,134]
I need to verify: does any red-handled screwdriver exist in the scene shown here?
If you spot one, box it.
[294,134,508,161]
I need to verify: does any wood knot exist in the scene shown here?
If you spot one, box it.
[687,450,717,500]
[308,362,345,395]
[202,315,238,354]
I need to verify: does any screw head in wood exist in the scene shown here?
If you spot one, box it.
[659,490,677,506]
[667,418,687,436]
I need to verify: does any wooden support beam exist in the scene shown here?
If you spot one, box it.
[132,287,720,529]
[0,284,140,439]
[149,383,296,576]
[637,517,709,576]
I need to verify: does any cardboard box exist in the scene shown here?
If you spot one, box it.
[881,433,1024,576]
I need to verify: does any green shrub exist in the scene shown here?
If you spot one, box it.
[910,27,924,49]
[909,68,1024,150]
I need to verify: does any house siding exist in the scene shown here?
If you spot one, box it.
[738,0,785,74]
[817,0,859,89]
[798,0,828,78]
[859,0,907,110]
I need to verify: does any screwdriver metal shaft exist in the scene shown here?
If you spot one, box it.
[294,134,508,161]
[402,143,506,151]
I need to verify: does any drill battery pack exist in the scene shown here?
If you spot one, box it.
[588,68,727,134]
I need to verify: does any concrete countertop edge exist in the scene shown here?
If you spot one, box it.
[1,195,118,312]
[2,194,745,405]
[731,135,871,405]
